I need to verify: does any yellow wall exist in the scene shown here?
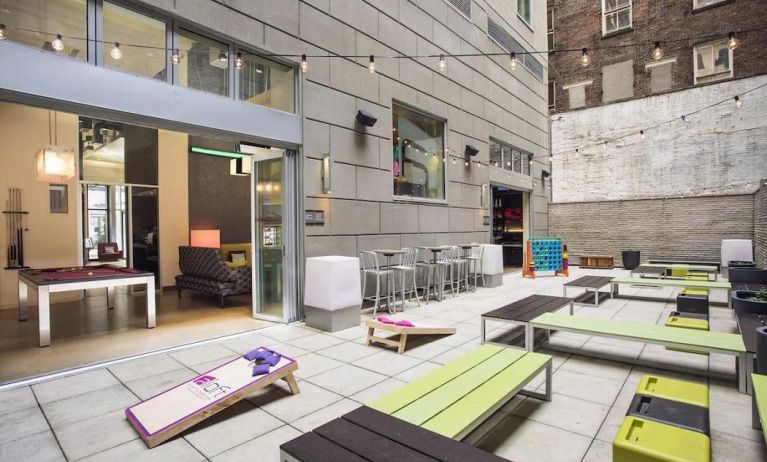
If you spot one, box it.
[158,130,189,288]
[0,102,80,309]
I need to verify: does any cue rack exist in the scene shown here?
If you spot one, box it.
[4,188,30,269]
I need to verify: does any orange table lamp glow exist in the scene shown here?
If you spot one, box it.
[190,230,220,248]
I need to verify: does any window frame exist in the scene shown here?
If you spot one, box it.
[548,80,556,110]
[693,39,733,85]
[547,7,554,51]
[391,102,448,204]
[601,0,633,36]
[234,45,297,114]
[517,0,533,28]
[490,139,532,177]
[693,0,728,10]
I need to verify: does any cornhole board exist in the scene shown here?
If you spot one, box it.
[125,348,299,448]
[366,320,456,354]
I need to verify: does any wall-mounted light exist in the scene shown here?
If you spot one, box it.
[229,157,251,176]
[321,153,332,194]
[190,146,247,159]
[36,146,76,182]
[356,109,377,127]
[481,184,488,208]
[190,229,220,248]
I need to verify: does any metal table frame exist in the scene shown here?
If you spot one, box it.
[480,298,574,347]
[18,271,156,347]
[563,277,614,307]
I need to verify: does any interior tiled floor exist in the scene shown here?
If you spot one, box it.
[1,267,765,462]
[0,289,270,383]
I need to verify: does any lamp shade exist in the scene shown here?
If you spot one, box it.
[36,146,75,182]
[190,230,221,248]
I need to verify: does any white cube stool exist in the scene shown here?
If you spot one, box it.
[304,256,362,332]
[721,239,753,279]
[481,244,504,288]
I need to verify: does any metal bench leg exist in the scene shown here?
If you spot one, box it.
[525,323,534,352]
[544,361,552,401]
[481,317,486,344]
[739,352,748,394]
[746,352,755,395]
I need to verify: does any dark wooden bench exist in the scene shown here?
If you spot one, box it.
[481,294,574,348]
[280,406,510,462]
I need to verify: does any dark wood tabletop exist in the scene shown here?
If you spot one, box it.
[631,265,667,276]
[483,295,574,323]
[458,243,479,248]
[564,275,615,288]
[280,406,510,462]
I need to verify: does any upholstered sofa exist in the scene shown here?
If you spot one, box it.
[175,246,252,307]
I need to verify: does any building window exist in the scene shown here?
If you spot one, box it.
[102,2,167,80]
[602,0,632,35]
[392,105,445,201]
[563,81,592,109]
[0,0,88,61]
[694,40,732,84]
[602,60,634,103]
[646,59,675,94]
[518,0,532,26]
[177,28,230,97]
[490,140,531,176]
[237,52,295,113]
[547,8,554,51]
[693,0,728,9]
[445,0,471,19]
[548,81,556,110]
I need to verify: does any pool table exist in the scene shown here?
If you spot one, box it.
[18,265,156,347]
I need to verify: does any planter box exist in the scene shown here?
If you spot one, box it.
[729,267,767,284]
[732,290,767,316]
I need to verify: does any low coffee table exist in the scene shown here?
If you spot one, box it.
[563,275,614,307]
[630,265,667,278]
[481,294,574,349]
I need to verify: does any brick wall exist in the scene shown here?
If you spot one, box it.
[548,0,767,113]
[755,181,767,268]
[550,194,755,266]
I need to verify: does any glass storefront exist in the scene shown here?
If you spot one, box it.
[0,0,88,60]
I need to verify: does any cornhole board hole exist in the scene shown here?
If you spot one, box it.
[125,347,299,448]
[366,320,456,354]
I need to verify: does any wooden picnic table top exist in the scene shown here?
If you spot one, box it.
[564,275,615,288]
[280,406,510,462]
[482,294,574,323]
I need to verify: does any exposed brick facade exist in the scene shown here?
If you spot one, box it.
[550,194,756,266]
[547,0,767,113]
[755,182,767,268]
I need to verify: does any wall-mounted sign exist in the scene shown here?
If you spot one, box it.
[263,227,276,247]
[305,209,325,226]
[483,215,491,226]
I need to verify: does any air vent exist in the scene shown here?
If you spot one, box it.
[488,18,544,81]
[446,0,471,18]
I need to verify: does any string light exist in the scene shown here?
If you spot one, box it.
[509,52,518,70]
[368,55,375,74]
[652,41,663,60]
[0,24,6,40]
[464,160,469,166]
[110,42,122,60]
[734,95,742,108]
[640,130,645,140]
[574,149,579,157]
[235,52,243,69]
[439,54,446,73]
[603,141,608,149]
[300,54,308,73]
[727,31,739,50]
[217,52,228,64]
[580,48,590,67]
[51,34,64,51]
[171,49,180,64]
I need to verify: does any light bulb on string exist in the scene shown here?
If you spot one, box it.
[734,95,743,108]
[110,42,122,60]
[574,149,579,157]
[727,31,739,50]
[218,52,228,66]
[464,160,469,167]
[235,53,243,69]
[300,54,308,73]
[509,52,518,70]
[0,24,7,40]
[652,42,663,61]
[51,34,64,51]
[439,54,446,73]
[640,130,645,140]
[580,48,590,67]
[603,141,608,150]
[368,55,376,74]
[172,49,180,64]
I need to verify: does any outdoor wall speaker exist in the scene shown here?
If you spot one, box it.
[356,110,377,127]
[542,170,551,178]
[464,144,479,157]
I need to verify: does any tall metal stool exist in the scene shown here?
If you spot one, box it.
[448,245,469,293]
[392,247,420,310]
[360,251,395,315]
[436,247,458,298]
[466,244,485,291]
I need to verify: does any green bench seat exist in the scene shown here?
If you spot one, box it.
[752,374,767,444]
[610,276,730,290]
[527,313,748,393]
[369,344,552,440]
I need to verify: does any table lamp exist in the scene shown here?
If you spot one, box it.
[190,230,220,248]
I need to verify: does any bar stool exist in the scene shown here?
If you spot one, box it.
[448,245,469,293]
[391,247,420,310]
[436,248,458,298]
[416,250,437,303]
[360,251,395,315]
[466,244,485,291]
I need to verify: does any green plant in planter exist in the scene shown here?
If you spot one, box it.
[746,292,767,302]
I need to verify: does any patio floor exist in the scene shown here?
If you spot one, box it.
[1,267,765,462]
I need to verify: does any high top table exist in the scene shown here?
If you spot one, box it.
[18,265,156,347]
[417,246,450,303]
[371,249,404,312]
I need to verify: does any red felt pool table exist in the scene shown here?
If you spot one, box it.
[18,265,156,347]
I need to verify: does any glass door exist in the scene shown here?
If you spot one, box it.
[251,150,286,321]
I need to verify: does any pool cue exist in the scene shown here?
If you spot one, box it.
[5,193,10,268]
[17,189,24,267]
[9,188,16,267]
